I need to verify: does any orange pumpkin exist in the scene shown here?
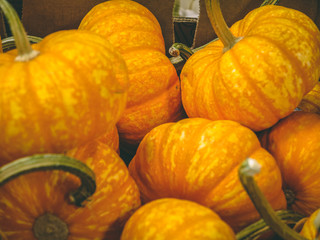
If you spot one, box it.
[262,111,320,216]
[128,117,286,231]
[298,81,320,114]
[180,0,320,132]
[0,0,128,165]
[0,140,141,239]
[121,198,236,240]
[79,0,185,152]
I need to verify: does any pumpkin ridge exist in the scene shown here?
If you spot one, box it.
[37,51,101,145]
[227,47,281,124]
[247,34,310,95]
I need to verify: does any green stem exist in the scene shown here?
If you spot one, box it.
[1,35,42,52]
[0,0,39,61]
[260,0,280,6]
[0,154,96,207]
[169,43,195,61]
[236,210,305,240]
[169,0,279,65]
[238,158,308,240]
[205,0,240,52]
[314,212,320,240]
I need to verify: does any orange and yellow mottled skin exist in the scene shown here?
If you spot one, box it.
[0,140,141,240]
[0,30,128,165]
[79,0,184,148]
[180,5,320,132]
[298,81,320,114]
[263,111,320,216]
[128,118,286,231]
[300,208,320,238]
[121,198,236,240]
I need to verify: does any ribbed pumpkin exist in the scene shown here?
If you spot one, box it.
[262,111,320,216]
[0,140,141,239]
[121,198,236,240]
[128,117,286,231]
[0,0,128,165]
[79,0,185,151]
[180,0,320,132]
[298,81,320,114]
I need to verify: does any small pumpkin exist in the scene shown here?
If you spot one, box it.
[0,140,141,239]
[262,111,320,216]
[0,0,128,165]
[180,0,320,132]
[297,81,320,114]
[128,117,286,231]
[79,0,185,152]
[121,198,236,240]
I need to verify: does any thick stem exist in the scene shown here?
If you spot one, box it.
[0,0,39,61]
[238,158,308,240]
[169,0,280,65]
[236,210,305,240]
[0,154,96,207]
[205,0,240,52]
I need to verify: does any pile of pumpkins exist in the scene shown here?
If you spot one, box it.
[0,0,320,239]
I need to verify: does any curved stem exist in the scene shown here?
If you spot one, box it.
[169,43,195,61]
[238,158,308,240]
[236,210,305,240]
[0,0,39,61]
[1,35,42,52]
[205,0,239,52]
[0,154,96,207]
[314,211,320,240]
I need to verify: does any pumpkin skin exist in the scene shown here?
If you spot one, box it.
[299,208,320,238]
[128,117,286,231]
[180,5,320,132]
[0,29,128,165]
[96,125,120,153]
[262,111,320,216]
[121,198,236,240]
[298,81,320,114]
[79,0,185,150]
[0,139,141,240]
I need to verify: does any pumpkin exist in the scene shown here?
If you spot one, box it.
[179,0,320,132]
[299,208,320,239]
[0,140,141,239]
[297,81,320,114]
[121,198,236,240]
[128,117,286,231]
[78,0,185,152]
[96,125,120,154]
[0,0,128,165]
[262,111,320,216]
[194,0,320,49]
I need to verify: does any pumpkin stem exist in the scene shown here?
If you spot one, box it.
[205,0,241,52]
[238,158,309,240]
[1,35,42,53]
[0,0,39,61]
[0,154,96,207]
[260,0,279,6]
[169,43,195,61]
[236,210,305,240]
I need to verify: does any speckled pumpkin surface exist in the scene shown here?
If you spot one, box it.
[180,5,320,131]
[121,198,236,240]
[0,30,128,165]
[79,0,185,149]
[0,140,141,240]
[129,117,286,231]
